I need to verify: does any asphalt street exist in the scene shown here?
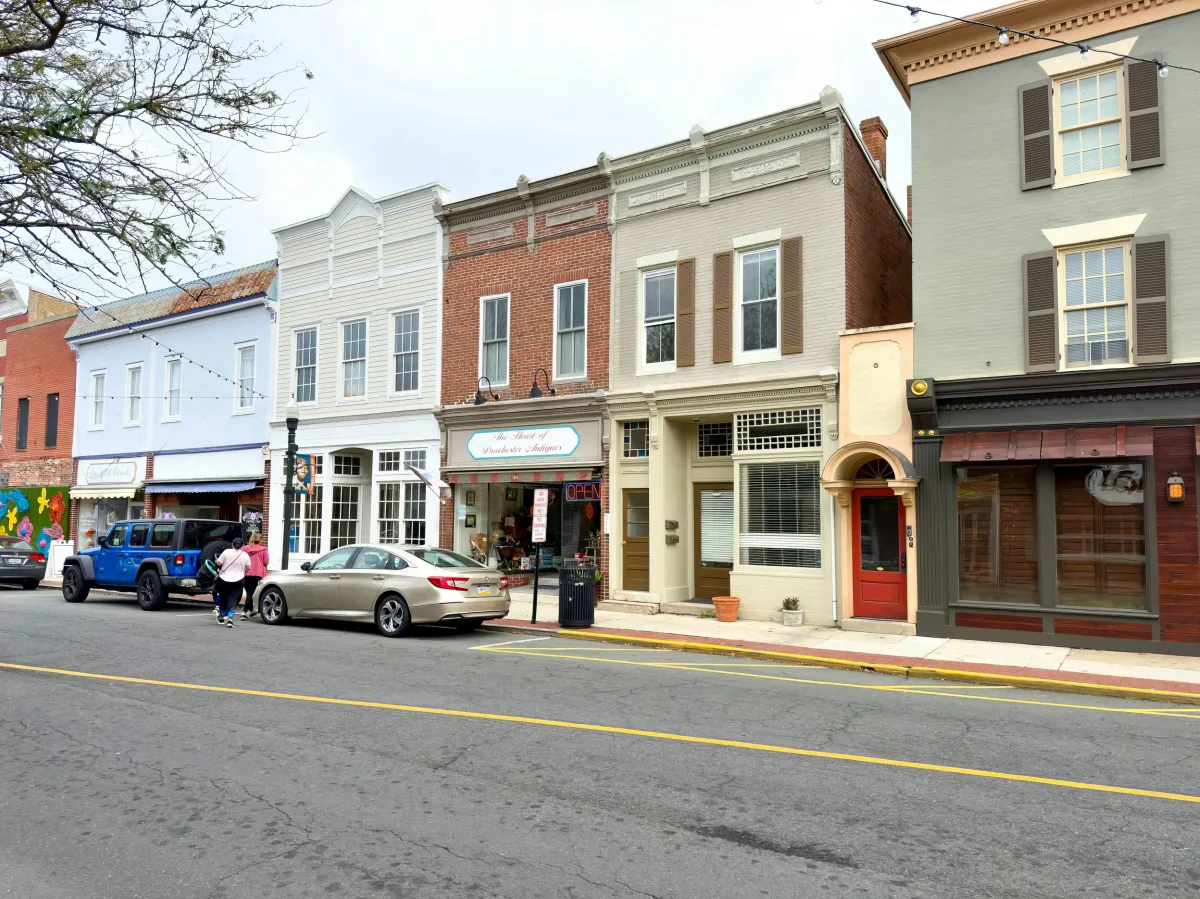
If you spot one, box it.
[2,588,1198,899]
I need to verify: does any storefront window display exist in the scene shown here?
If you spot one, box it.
[459,481,600,572]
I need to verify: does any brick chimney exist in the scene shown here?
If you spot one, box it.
[859,117,888,179]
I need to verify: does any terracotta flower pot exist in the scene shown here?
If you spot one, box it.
[711,595,740,622]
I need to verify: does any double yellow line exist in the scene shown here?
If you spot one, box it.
[4,660,1199,805]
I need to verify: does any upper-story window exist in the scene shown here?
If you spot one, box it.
[235,343,256,412]
[554,281,587,380]
[1055,69,1123,185]
[643,269,675,367]
[341,319,366,399]
[1062,243,1129,368]
[124,364,142,426]
[163,357,182,421]
[737,247,779,358]
[295,328,317,404]
[392,310,420,393]
[480,295,509,386]
[90,371,105,429]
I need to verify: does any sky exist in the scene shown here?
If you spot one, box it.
[61,0,996,286]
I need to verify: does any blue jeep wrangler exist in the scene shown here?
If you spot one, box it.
[61,519,243,610]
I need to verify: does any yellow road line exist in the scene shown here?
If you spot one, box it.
[556,631,1200,706]
[477,646,1199,719]
[3,660,1198,805]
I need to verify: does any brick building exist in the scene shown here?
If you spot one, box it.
[435,168,612,597]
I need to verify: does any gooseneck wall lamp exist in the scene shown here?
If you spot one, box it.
[529,368,556,399]
[474,376,500,405]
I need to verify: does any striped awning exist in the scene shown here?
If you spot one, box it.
[446,469,597,484]
[144,479,259,494]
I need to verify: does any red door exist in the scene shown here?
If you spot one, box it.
[852,488,907,620]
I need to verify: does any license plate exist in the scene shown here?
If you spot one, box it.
[476,586,495,597]
[5,558,23,566]
[178,578,197,587]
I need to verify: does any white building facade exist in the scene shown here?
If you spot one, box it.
[267,184,448,567]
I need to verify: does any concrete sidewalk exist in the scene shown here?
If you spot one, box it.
[490,595,1200,703]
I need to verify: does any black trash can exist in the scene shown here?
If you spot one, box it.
[558,559,596,628]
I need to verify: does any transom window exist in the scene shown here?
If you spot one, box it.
[341,320,366,398]
[379,451,401,472]
[1063,244,1128,368]
[623,421,649,458]
[404,449,426,471]
[697,422,732,457]
[295,328,317,403]
[740,247,778,353]
[735,409,822,452]
[555,282,586,379]
[333,454,361,476]
[481,295,509,385]
[393,310,420,393]
[1056,69,1123,180]
[643,268,675,366]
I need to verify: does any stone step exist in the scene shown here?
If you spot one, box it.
[839,617,915,636]
[661,600,715,617]
[596,599,660,615]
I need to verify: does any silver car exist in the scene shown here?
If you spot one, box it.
[255,545,511,637]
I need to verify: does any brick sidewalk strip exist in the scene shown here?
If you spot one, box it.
[482,620,1200,705]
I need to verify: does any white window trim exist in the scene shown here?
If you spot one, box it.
[733,243,782,365]
[1057,239,1134,373]
[388,306,422,397]
[162,356,182,422]
[478,293,510,388]
[552,278,588,382]
[1051,63,1129,191]
[337,316,369,404]
[89,370,106,431]
[732,456,826,578]
[638,266,677,376]
[293,324,320,407]
[1038,37,1138,78]
[233,340,257,415]
[123,363,143,427]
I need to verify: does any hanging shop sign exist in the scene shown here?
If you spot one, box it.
[565,481,602,503]
[466,426,580,461]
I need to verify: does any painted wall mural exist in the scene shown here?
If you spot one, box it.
[0,486,70,551]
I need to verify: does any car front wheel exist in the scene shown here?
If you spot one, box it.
[62,566,90,603]
[375,595,411,638]
[259,587,288,625]
[137,570,168,611]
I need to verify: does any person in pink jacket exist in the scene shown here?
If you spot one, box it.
[240,532,270,620]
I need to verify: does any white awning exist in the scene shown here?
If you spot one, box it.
[70,486,139,500]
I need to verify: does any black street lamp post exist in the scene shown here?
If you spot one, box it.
[280,401,300,571]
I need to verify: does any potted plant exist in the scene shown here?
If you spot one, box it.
[781,597,803,627]
[711,595,740,622]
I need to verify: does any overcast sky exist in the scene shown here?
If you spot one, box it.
[160,0,991,280]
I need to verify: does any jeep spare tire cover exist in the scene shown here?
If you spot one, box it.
[200,540,232,571]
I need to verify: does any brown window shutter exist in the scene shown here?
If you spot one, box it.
[780,236,803,355]
[1023,251,1057,372]
[712,251,733,364]
[1018,81,1054,190]
[1126,56,1164,169]
[1133,235,1170,363]
[675,259,695,367]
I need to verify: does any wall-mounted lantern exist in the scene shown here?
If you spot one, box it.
[1167,472,1186,504]
[474,376,499,405]
[529,368,556,399]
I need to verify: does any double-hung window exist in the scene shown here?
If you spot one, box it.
[393,310,420,393]
[124,364,142,426]
[643,269,675,366]
[739,247,779,355]
[1062,243,1129,368]
[341,320,366,398]
[480,295,509,385]
[554,281,586,379]
[163,357,182,420]
[295,328,317,403]
[1055,69,1123,184]
[90,372,105,429]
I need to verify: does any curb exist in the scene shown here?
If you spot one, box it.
[480,624,1200,706]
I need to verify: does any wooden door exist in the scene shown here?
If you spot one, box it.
[693,482,733,599]
[852,489,907,620]
[622,489,650,591]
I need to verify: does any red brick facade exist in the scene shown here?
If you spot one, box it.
[0,312,78,487]
[844,120,913,331]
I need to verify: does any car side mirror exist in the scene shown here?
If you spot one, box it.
[300,561,312,572]
[97,536,108,548]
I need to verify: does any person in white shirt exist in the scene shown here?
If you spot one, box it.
[215,538,252,628]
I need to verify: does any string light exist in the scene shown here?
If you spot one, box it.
[870,0,1200,78]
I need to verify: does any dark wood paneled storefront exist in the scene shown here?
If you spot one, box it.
[908,364,1200,654]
